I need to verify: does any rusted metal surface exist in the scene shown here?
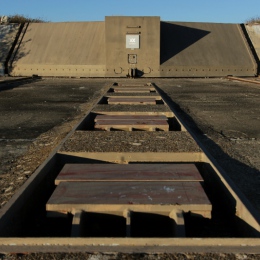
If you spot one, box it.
[46,181,212,216]
[55,163,203,185]
[113,87,156,93]
[107,97,157,105]
[94,114,168,121]
[94,119,169,131]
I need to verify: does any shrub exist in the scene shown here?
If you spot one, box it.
[8,14,46,23]
[245,16,260,24]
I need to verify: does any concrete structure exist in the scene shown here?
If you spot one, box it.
[6,17,259,77]
[0,24,20,76]
[246,24,260,66]
[160,22,257,77]
[9,22,106,77]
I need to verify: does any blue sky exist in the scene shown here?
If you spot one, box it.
[1,0,259,23]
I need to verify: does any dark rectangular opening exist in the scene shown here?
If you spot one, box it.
[131,212,174,237]
[79,212,126,237]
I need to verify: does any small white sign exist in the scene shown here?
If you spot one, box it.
[126,35,140,49]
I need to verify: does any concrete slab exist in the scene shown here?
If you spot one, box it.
[55,164,203,185]
[160,22,257,77]
[9,22,106,77]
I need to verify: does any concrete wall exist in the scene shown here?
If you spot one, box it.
[246,24,260,66]
[9,22,106,77]
[160,22,257,77]
[7,17,259,78]
[105,16,160,77]
[0,24,20,76]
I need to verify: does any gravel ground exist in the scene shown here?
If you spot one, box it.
[0,78,107,208]
[60,131,201,153]
[93,104,172,113]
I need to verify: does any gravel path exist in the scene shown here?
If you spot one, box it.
[60,131,201,153]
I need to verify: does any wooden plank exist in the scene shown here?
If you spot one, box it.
[55,163,203,185]
[108,97,156,105]
[94,115,168,122]
[94,119,169,131]
[46,182,211,213]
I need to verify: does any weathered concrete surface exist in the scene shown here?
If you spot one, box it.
[9,22,106,77]
[0,24,20,75]
[7,17,258,78]
[105,16,160,77]
[160,22,257,77]
[0,78,106,177]
[246,24,260,65]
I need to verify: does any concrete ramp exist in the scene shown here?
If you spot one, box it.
[9,22,106,77]
[160,22,257,77]
[0,24,20,76]
[246,24,260,67]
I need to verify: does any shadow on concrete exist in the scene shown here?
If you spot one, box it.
[160,22,210,65]
[240,24,260,75]
[0,77,42,92]
[7,23,31,73]
[156,85,260,237]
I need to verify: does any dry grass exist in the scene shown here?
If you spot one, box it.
[245,16,260,24]
[8,14,46,23]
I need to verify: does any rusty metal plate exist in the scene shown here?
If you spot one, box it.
[108,97,156,105]
[94,115,167,122]
[94,119,169,131]
[55,164,203,185]
[113,88,155,93]
[47,181,211,211]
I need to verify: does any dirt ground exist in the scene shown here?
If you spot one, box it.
[0,77,259,259]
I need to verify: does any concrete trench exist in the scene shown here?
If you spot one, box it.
[0,81,259,254]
